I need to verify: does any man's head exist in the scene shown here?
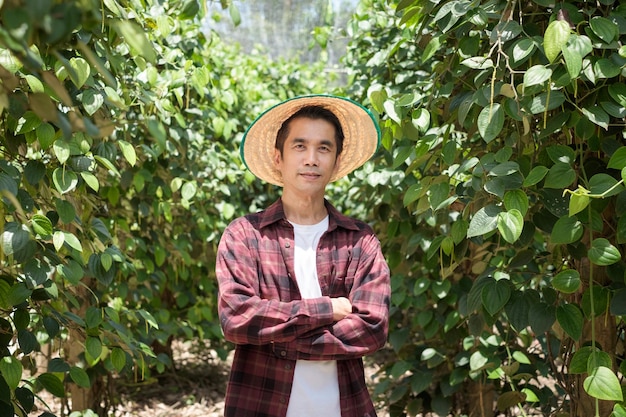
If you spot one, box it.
[240,95,380,186]
[275,106,344,158]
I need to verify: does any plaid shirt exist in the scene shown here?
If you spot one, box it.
[216,198,390,417]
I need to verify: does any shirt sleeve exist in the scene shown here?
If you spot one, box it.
[216,219,335,346]
[293,232,391,360]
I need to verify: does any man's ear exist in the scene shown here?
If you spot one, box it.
[333,153,341,176]
[273,148,282,167]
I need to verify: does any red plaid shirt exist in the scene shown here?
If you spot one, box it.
[216,198,390,417]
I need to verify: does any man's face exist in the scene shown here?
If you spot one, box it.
[273,117,340,195]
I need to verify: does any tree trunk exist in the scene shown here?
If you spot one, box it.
[572,258,617,417]
[466,380,495,417]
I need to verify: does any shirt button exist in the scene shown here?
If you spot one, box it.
[280,351,287,357]
[280,397,286,404]
[285,364,292,370]
[285,242,291,248]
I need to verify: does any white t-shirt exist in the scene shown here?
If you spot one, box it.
[286,216,341,417]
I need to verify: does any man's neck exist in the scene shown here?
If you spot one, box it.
[281,192,328,225]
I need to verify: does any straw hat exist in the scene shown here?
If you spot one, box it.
[240,95,381,186]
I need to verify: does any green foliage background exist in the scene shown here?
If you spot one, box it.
[1,0,626,416]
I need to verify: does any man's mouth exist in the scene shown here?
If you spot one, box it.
[300,172,321,179]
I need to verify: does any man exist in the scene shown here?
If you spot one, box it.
[216,95,391,417]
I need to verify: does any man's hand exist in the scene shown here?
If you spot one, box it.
[331,297,352,321]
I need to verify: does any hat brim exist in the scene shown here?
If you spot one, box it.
[240,95,381,186]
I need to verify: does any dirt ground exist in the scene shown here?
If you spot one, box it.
[28,340,388,417]
[27,340,227,417]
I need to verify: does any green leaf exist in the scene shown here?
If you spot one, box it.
[489,161,519,177]
[24,160,46,186]
[582,285,610,319]
[86,336,103,362]
[101,252,113,271]
[467,205,502,237]
[588,238,621,266]
[570,346,596,374]
[18,329,38,354]
[504,190,529,216]
[56,199,76,224]
[523,166,549,186]
[62,232,82,252]
[584,366,624,401]
[53,140,71,164]
[181,181,198,201]
[1,223,30,256]
[68,57,90,88]
[461,56,494,69]
[497,210,524,243]
[482,278,511,316]
[589,173,623,197]
[8,283,32,307]
[81,89,104,115]
[511,38,536,65]
[529,303,555,335]
[613,404,626,417]
[551,215,583,244]
[593,58,621,79]
[546,144,576,164]
[588,350,612,371]
[412,108,430,133]
[521,388,540,402]
[523,65,552,88]
[0,356,22,389]
[112,20,157,63]
[477,103,504,143]
[85,307,102,329]
[552,269,581,293]
[543,19,570,63]
[228,2,241,26]
[69,366,91,388]
[562,35,585,78]
[609,84,626,107]
[610,288,626,316]
[52,168,78,194]
[111,347,127,372]
[581,106,609,130]
[80,172,99,192]
[568,189,590,217]
[138,309,159,329]
[451,219,468,244]
[38,373,65,397]
[31,214,53,237]
[607,147,626,170]
[504,293,530,331]
[556,303,583,340]
[589,16,618,44]
[37,122,57,151]
[94,155,121,177]
[544,162,576,188]
[469,350,489,371]
[497,391,526,411]
[118,140,136,166]
[529,90,566,114]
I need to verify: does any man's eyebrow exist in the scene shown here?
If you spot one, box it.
[291,137,335,147]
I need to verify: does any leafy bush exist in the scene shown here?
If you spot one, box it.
[344,0,626,416]
[0,0,331,414]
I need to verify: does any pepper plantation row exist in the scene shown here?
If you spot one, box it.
[1,0,626,416]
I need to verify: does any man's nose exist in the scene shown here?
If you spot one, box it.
[304,149,319,165]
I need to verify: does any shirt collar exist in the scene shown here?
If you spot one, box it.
[259,198,361,232]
